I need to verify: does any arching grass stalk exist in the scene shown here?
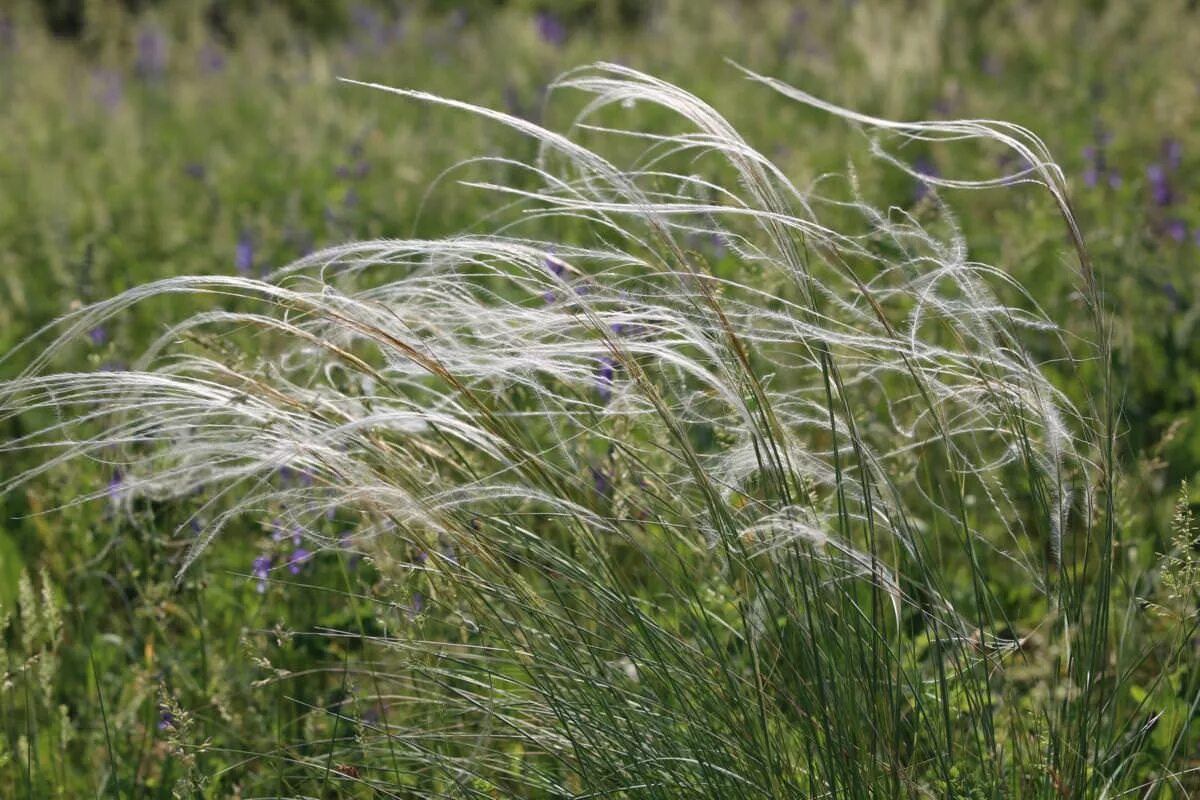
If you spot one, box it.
[0,63,1156,797]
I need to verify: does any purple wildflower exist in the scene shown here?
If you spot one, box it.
[252,554,273,593]
[157,704,175,731]
[1148,164,1173,207]
[235,230,254,274]
[912,156,940,203]
[1164,218,1188,243]
[288,547,312,575]
[596,356,615,403]
[183,162,206,180]
[135,25,168,78]
[535,10,567,47]
[710,233,728,259]
[409,592,424,617]
[590,466,610,498]
[89,326,107,346]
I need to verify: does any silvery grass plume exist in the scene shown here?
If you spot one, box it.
[2,64,1124,796]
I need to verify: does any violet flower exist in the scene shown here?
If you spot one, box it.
[1164,218,1188,243]
[591,466,610,498]
[251,554,273,593]
[135,26,168,78]
[544,251,565,277]
[288,547,312,575]
[912,156,940,203]
[157,704,175,731]
[535,10,567,47]
[1148,164,1173,207]
[596,356,615,403]
[235,230,254,274]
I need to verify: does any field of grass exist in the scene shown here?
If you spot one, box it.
[1,1,1199,797]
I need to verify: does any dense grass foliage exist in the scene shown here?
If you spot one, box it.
[1,1,1199,797]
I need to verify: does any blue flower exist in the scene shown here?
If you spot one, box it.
[235,230,254,274]
[89,326,107,346]
[590,466,610,498]
[251,554,273,593]
[135,26,168,78]
[288,547,312,575]
[912,156,940,203]
[1147,164,1173,207]
[1163,218,1188,243]
[157,704,175,731]
[105,470,124,501]
[535,10,567,47]
[596,356,615,403]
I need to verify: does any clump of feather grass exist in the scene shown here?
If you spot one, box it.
[1,63,1141,796]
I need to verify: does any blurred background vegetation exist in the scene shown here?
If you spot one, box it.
[0,0,1198,795]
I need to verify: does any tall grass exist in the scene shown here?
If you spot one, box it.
[1,63,1194,797]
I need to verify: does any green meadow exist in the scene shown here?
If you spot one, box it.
[1,1,1198,797]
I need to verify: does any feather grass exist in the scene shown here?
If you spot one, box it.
[1,63,1134,797]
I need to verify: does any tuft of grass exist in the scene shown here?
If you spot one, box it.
[1,62,1195,797]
